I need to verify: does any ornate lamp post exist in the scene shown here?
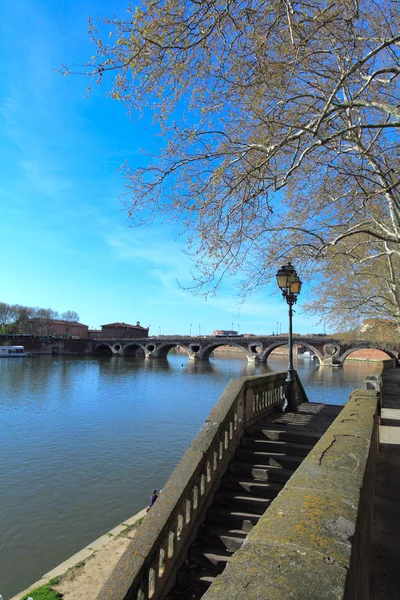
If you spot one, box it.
[276,262,302,412]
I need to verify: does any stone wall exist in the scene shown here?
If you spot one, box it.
[0,336,94,355]
[203,389,379,600]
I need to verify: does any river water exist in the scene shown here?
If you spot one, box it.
[0,353,377,598]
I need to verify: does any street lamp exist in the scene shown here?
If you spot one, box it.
[190,323,192,336]
[276,262,302,412]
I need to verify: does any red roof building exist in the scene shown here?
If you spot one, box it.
[99,322,149,339]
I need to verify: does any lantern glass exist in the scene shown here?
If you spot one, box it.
[291,276,302,295]
[276,267,289,289]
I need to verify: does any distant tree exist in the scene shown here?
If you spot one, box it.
[0,302,36,334]
[304,248,400,331]
[61,311,80,322]
[12,305,35,334]
[0,302,13,334]
[73,0,400,324]
[61,310,80,336]
[31,308,60,335]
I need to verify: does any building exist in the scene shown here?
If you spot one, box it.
[99,322,149,339]
[212,330,239,337]
[29,319,89,338]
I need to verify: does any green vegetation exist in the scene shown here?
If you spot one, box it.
[0,301,80,335]
[120,516,145,537]
[20,579,62,600]
[74,560,85,568]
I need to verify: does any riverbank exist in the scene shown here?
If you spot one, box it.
[10,509,147,600]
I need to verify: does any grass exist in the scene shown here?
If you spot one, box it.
[74,561,85,568]
[20,578,62,600]
[119,516,145,537]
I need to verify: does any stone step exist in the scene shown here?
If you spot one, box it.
[381,408,400,427]
[198,524,247,551]
[229,460,294,483]
[235,448,304,469]
[214,490,273,515]
[241,436,314,456]
[188,544,233,573]
[379,425,400,453]
[222,473,285,497]
[246,426,321,445]
[176,567,216,596]
[207,507,259,532]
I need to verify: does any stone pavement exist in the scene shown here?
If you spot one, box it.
[370,369,400,599]
[254,401,342,437]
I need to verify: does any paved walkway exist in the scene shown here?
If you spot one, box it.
[254,400,343,437]
[370,369,400,600]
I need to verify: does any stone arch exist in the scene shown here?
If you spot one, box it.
[155,343,192,359]
[260,341,324,365]
[199,342,252,361]
[339,346,398,365]
[94,343,113,356]
[123,342,147,357]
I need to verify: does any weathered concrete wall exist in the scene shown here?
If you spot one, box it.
[0,336,94,355]
[203,390,379,600]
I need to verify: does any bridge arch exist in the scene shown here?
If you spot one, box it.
[123,342,147,357]
[338,346,398,365]
[199,342,253,361]
[260,341,324,366]
[94,343,114,356]
[155,343,193,359]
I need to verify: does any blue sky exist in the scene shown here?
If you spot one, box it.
[0,0,324,335]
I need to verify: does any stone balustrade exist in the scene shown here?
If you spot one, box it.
[97,370,308,600]
[202,387,381,600]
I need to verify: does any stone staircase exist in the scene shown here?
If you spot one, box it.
[166,421,320,599]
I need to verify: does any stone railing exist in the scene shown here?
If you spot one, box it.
[97,370,308,600]
[203,387,380,600]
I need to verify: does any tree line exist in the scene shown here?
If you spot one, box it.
[0,302,80,335]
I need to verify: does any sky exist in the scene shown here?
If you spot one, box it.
[0,0,326,335]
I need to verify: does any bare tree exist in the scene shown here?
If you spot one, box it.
[11,305,34,334]
[0,302,13,334]
[71,0,400,323]
[61,311,80,336]
[61,311,80,322]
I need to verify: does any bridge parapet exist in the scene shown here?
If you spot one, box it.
[92,336,400,366]
[97,371,308,600]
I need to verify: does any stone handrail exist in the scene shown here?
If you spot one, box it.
[202,388,380,600]
[98,370,307,600]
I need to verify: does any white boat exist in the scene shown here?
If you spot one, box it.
[0,345,27,357]
[298,350,317,360]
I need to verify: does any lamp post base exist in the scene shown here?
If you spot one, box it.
[285,377,298,413]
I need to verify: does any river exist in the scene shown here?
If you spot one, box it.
[0,353,377,598]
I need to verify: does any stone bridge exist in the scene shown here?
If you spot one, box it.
[93,335,400,367]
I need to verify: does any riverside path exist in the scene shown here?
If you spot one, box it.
[370,367,400,599]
